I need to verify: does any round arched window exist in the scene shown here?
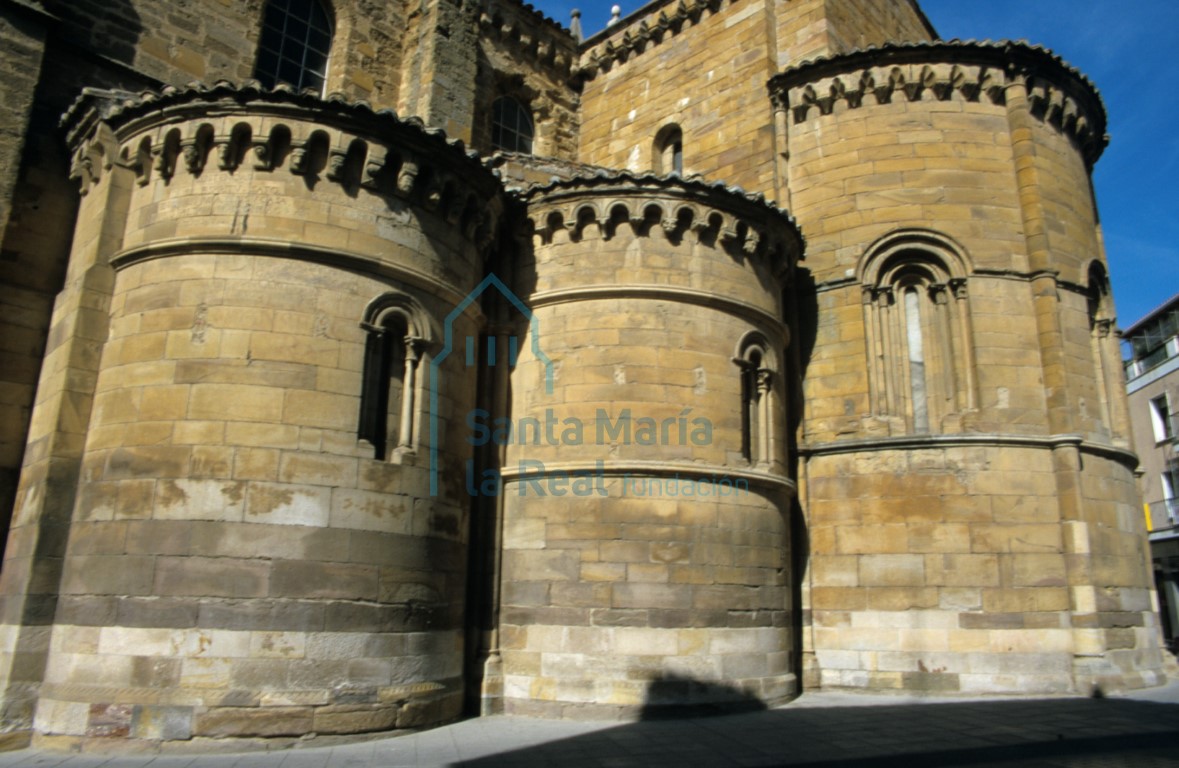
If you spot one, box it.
[491,97,534,154]
[254,0,333,94]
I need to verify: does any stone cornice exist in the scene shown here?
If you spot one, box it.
[480,0,580,83]
[813,267,1101,304]
[528,285,788,340]
[59,81,505,251]
[769,39,1108,165]
[110,237,487,329]
[576,0,743,82]
[799,432,1138,469]
[519,170,805,270]
[498,459,796,495]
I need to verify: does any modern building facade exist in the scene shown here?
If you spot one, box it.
[0,0,1168,748]
[1123,294,1179,652]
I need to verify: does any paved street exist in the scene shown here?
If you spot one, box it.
[0,682,1176,767]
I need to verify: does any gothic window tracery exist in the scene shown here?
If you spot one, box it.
[253,0,333,94]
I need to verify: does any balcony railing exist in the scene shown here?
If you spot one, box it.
[1168,498,1179,522]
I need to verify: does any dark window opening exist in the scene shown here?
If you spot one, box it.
[491,97,534,154]
[254,0,333,94]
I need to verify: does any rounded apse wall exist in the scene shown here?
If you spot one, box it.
[495,173,805,717]
[35,83,503,742]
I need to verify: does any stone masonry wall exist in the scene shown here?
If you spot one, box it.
[578,0,778,192]
[37,0,408,107]
[495,176,803,715]
[0,3,50,550]
[2,86,505,743]
[776,43,1165,693]
[473,0,579,160]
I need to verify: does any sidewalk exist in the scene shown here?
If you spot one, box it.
[1,681,1176,768]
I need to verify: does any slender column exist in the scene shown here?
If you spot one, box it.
[862,287,881,415]
[1090,320,1112,437]
[950,278,977,411]
[930,283,954,409]
[757,369,773,468]
[397,337,421,451]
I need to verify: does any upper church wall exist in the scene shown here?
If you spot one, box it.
[576,0,779,194]
[574,0,933,196]
[473,0,580,160]
[36,0,409,109]
[821,0,934,60]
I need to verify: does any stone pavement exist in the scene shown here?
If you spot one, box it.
[1,682,1177,768]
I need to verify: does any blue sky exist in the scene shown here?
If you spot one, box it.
[535,0,1179,329]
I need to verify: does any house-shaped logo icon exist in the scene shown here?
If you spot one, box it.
[429,272,553,496]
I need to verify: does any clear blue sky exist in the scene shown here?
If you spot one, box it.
[535,0,1179,330]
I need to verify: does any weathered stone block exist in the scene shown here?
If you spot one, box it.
[193,706,312,738]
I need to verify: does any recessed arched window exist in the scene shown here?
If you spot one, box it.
[359,293,429,461]
[654,124,683,175]
[1086,261,1122,438]
[253,0,333,94]
[859,231,976,434]
[491,97,534,154]
[735,332,776,468]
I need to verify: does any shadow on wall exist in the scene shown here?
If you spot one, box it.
[639,674,768,720]
[40,0,143,65]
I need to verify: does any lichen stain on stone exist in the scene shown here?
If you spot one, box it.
[156,479,189,507]
[362,462,399,492]
[364,498,387,518]
[221,481,245,504]
[248,485,295,515]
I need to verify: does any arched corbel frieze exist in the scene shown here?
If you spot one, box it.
[60,83,505,253]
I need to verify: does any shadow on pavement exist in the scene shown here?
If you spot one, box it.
[455,696,1179,767]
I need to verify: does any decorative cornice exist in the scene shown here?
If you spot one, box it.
[110,237,486,328]
[519,170,805,269]
[498,459,796,495]
[480,0,579,82]
[576,0,742,82]
[60,81,505,251]
[799,432,1138,468]
[528,285,788,339]
[769,40,1108,165]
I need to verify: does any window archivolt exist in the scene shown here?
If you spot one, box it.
[1085,260,1125,440]
[734,332,777,468]
[653,124,683,175]
[358,293,431,461]
[859,231,975,434]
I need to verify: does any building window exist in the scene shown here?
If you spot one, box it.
[859,231,975,434]
[358,294,428,461]
[1162,461,1179,524]
[735,333,775,468]
[253,0,333,94]
[491,97,534,154]
[654,125,683,175]
[902,286,929,433]
[1150,394,1173,443]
